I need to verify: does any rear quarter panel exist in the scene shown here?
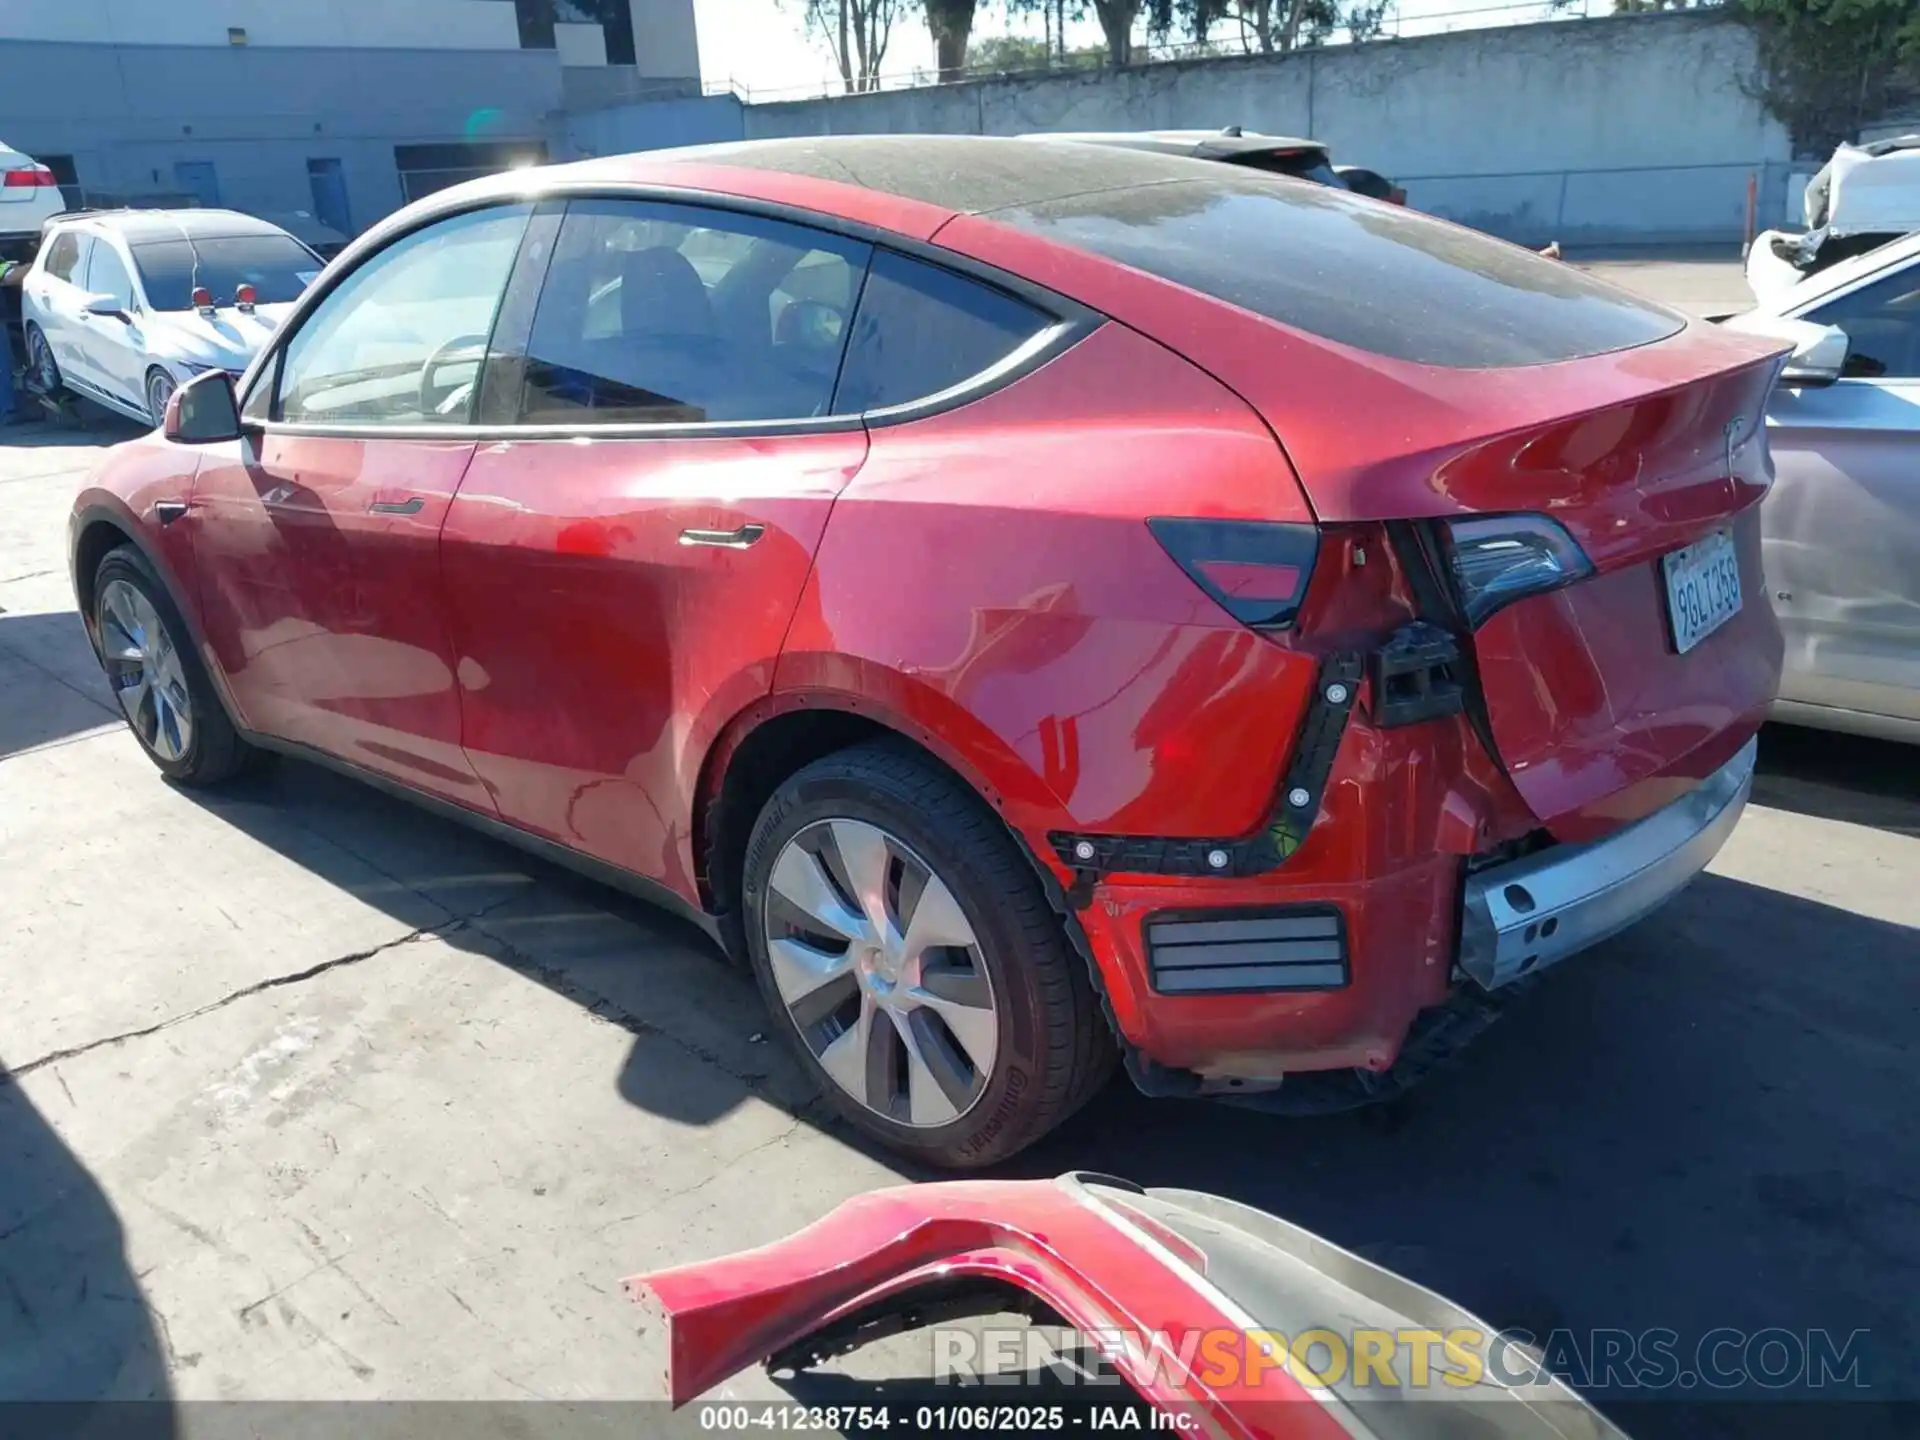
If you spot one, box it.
[777,321,1320,852]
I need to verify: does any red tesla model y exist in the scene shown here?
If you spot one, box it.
[70,137,1787,1166]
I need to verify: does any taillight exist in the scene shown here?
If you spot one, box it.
[1440,514,1593,626]
[3,166,56,188]
[1148,517,1319,631]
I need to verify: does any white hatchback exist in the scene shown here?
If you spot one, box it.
[19,209,322,425]
[0,140,66,260]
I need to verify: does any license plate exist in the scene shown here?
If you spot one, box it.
[1661,528,1742,654]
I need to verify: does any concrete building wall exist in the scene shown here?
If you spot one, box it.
[575,12,1792,245]
[0,40,561,232]
[0,0,523,50]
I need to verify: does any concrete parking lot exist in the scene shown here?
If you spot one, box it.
[3,258,1917,1434]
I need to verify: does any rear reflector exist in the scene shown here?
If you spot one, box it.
[1149,517,1318,630]
[1146,907,1348,994]
[3,167,56,188]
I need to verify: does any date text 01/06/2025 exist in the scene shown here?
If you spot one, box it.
[695,1402,1195,1433]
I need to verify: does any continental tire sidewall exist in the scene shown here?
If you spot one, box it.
[742,760,1052,1167]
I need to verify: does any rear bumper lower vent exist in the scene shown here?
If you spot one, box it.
[1145,907,1349,995]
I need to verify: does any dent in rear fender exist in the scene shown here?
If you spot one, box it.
[782,322,1322,844]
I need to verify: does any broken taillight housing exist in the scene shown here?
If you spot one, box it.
[1148,518,1319,631]
[1441,513,1593,626]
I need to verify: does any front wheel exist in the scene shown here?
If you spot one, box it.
[741,741,1116,1168]
[25,324,61,397]
[145,369,176,427]
[92,545,253,785]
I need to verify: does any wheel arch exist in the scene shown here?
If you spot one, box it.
[692,669,1072,929]
[69,500,242,722]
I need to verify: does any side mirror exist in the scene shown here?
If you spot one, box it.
[84,294,130,323]
[1780,323,1850,387]
[1721,312,1851,388]
[164,370,245,444]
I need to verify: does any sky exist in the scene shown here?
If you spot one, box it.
[687,0,1583,98]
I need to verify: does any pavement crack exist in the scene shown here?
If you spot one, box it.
[2,921,462,1087]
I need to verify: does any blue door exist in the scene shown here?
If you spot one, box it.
[306,158,351,236]
[173,161,221,208]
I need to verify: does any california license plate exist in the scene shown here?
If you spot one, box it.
[1662,528,1742,654]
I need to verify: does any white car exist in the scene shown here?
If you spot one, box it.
[1746,136,1920,300]
[20,209,322,425]
[0,140,65,262]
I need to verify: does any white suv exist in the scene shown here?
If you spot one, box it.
[0,141,65,263]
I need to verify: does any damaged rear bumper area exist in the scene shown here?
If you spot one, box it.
[1459,736,1757,991]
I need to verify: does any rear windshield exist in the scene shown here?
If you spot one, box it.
[131,234,320,311]
[990,173,1687,368]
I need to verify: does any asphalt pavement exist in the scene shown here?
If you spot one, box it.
[2,256,1915,1435]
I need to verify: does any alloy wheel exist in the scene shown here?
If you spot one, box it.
[27,328,58,393]
[763,818,999,1128]
[98,578,195,762]
[146,372,176,426]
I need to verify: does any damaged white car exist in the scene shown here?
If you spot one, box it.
[1748,135,1920,299]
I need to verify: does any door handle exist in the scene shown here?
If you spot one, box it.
[370,497,425,516]
[679,523,765,549]
[154,501,189,526]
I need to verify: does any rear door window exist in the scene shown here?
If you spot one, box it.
[833,250,1054,413]
[516,198,869,425]
[991,173,1687,368]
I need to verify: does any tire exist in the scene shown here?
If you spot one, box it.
[25,323,61,397]
[742,740,1116,1168]
[145,369,176,427]
[92,545,253,785]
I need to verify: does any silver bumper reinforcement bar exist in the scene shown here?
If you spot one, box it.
[1459,737,1757,990]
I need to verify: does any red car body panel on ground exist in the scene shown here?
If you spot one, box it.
[623,1175,1624,1437]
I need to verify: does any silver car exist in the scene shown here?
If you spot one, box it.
[1729,232,1920,743]
[19,208,322,426]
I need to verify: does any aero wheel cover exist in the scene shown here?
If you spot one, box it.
[98,578,194,762]
[764,819,1000,1129]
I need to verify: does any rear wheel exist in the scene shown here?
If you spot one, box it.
[742,741,1116,1168]
[92,545,252,785]
[145,369,176,427]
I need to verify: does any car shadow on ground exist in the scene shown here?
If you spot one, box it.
[0,1064,175,1429]
[0,610,118,758]
[1753,722,1920,838]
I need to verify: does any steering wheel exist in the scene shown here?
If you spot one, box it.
[417,333,491,418]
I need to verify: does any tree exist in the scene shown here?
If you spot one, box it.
[1730,0,1920,153]
[795,0,904,91]
[926,0,979,80]
[1148,0,1384,54]
[1091,0,1143,63]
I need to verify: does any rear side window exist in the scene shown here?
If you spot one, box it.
[1806,262,1920,379]
[992,174,1686,368]
[834,250,1053,412]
